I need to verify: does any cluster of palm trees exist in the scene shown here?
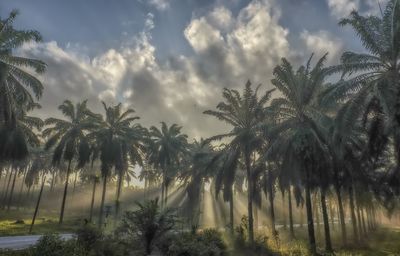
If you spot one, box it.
[1,1,400,255]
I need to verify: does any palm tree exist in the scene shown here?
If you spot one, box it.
[93,102,144,227]
[204,81,274,244]
[268,54,334,254]
[148,122,188,208]
[43,100,97,224]
[0,103,43,210]
[0,10,46,139]
[213,147,241,234]
[324,0,400,165]
[28,150,50,233]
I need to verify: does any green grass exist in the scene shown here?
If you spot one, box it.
[0,210,84,236]
[0,210,399,255]
[273,227,400,256]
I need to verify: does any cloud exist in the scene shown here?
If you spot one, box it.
[300,30,344,64]
[148,0,169,11]
[208,6,234,31]
[20,0,291,139]
[327,0,390,18]
[327,0,360,18]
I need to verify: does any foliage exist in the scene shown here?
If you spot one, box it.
[30,234,85,256]
[233,215,275,255]
[159,229,227,256]
[76,224,103,251]
[116,198,176,255]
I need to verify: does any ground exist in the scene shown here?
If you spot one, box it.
[0,210,83,236]
[0,211,399,255]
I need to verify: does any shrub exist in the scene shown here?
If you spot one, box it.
[87,235,127,256]
[233,216,275,255]
[116,199,176,255]
[159,229,227,256]
[30,234,85,256]
[76,225,103,251]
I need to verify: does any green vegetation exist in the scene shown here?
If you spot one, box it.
[0,211,83,236]
[1,1,400,256]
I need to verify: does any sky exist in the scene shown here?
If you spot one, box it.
[0,0,388,140]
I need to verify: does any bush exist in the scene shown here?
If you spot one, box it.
[116,199,176,255]
[233,216,275,256]
[159,229,227,256]
[30,234,85,256]
[87,235,127,256]
[76,225,103,251]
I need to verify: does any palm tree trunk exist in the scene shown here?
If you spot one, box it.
[361,207,367,236]
[160,179,164,209]
[50,172,55,192]
[7,168,18,210]
[164,178,169,207]
[366,208,373,231]
[89,177,97,223]
[254,204,258,231]
[59,160,72,225]
[288,187,295,239]
[29,176,46,234]
[98,173,108,228]
[2,169,13,207]
[282,193,287,230]
[1,169,10,202]
[229,190,234,234]
[335,184,347,245]
[17,169,27,209]
[305,167,317,255]
[26,185,31,203]
[329,199,335,231]
[161,168,166,209]
[72,171,78,198]
[267,170,276,235]
[314,193,321,236]
[348,185,359,243]
[320,188,333,252]
[244,152,254,245]
[115,171,123,218]
[300,207,304,228]
[355,198,363,239]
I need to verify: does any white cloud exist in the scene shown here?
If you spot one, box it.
[327,0,360,18]
[365,0,389,15]
[20,0,291,139]
[184,17,224,52]
[327,0,390,18]
[208,6,234,30]
[148,0,169,11]
[300,30,344,64]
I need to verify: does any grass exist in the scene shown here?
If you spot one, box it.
[0,210,399,255]
[272,226,400,255]
[0,210,85,236]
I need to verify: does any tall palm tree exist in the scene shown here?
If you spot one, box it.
[213,147,241,234]
[324,0,400,165]
[93,102,144,227]
[268,55,333,254]
[0,103,43,210]
[204,81,274,244]
[0,10,46,134]
[148,122,188,208]
[43,100,97,224]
